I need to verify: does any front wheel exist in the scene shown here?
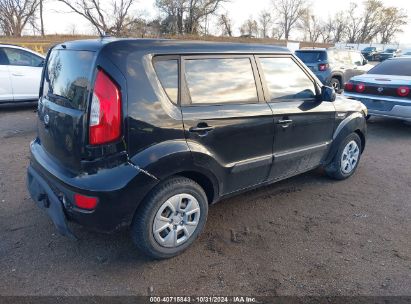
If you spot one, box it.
[325,133,362,180]
[131,176,208,259]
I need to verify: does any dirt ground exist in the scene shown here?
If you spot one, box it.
[0,105,410,296]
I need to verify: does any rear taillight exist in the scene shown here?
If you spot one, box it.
[89,69,121,145]
[318,63,329,71]
[397,86,410,97]
[74,193,98,210]
[356,83,366,93]
[344,82,354,91]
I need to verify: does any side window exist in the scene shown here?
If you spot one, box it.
[3,48,43,67]
[184,58,258,104]
[153,59,179,103]
[340,51,352,65]
[259,57,316,101]
[350,52,363,66]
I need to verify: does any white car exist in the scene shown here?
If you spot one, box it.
[0,44,45,104]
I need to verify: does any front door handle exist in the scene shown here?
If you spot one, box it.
[12,73,24,76]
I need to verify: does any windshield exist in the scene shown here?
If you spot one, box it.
[368,59,411,76]
[363,47,375,51]
[295,51,327,63]
[385,49,396,53]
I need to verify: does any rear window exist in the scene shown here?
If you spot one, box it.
[368,59,411,76]
[153,59,178,103]
[295,51,327,63]
[43,49,94,110]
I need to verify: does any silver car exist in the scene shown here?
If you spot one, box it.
[343,57,411,121]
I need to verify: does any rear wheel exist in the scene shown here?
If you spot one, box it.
[330,78,341,93]
[131,176,208,259]
[325,133,362,180]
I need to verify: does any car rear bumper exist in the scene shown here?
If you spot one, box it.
[344,93,411,121]
[27,139,158,235]
[27,165,77,239]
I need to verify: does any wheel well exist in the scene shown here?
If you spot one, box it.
[355,129,366,152]
[332,74,342,84]
[176,171,216,204]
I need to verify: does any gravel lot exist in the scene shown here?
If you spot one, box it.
[0,105,410,296]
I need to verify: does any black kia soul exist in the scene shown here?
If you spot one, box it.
[27,38,367,259]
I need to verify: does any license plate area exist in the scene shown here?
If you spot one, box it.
[360,98,394,111]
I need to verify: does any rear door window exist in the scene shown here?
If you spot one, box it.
[43,49,94,110]
[153,59,178,103]
[184,57,258,104]
[259,57,316,101]
[3,48,43,67]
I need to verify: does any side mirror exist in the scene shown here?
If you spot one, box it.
[363,59,368,65]
[321,86,336,102]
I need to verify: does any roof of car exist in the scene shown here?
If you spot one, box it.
[54,37,290,54]
[296,48,327,52]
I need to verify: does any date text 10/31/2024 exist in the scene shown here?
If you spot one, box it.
[149,296,257,303]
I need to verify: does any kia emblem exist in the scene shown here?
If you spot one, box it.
[44,114,50,126]
[377,87,384,93]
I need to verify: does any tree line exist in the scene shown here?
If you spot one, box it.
[0,0,408,44]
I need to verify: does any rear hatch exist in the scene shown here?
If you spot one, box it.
[37,48,95,172]
[295,50,328,72]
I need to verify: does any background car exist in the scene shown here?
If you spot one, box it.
[361,46,381,61]
[401,50,411,57]
[295,48,372,92]
[344,57,411,122]
[378,48,401,61]
[0,44,44,104]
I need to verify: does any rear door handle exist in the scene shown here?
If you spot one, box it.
[189,126,214,133]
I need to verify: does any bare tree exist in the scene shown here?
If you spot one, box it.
[345,2,362,43]
[357,0,384,43]
[379,6,407,44]
[0,0,40,37]
[156,0,226,35]
[39,0,44,36]
[272,0,305,40]
[331,11,348,43]
[57,0,136,36]
[217,13,233,37]
[240,17,258,37]
[271,25,284,40]
[299,8,322,42]
[258,11,272,38]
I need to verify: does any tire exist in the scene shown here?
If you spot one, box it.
[330,78,341,93]
[131,176,208,259]
[325,133,362,180]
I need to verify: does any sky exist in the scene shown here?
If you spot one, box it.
[39,0,411,43]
